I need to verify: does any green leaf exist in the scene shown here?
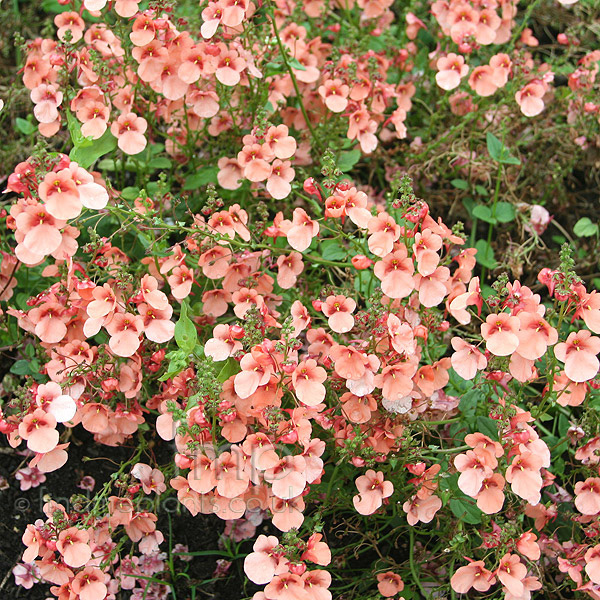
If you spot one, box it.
[10,359,32,376]
[216,357,241,383]
[459,389,481,417]
[320,239,347,261]
[486,132,521,165]
[121,186,140,200]
[476,416,499,440]
[65,109,93,148]
[16,117,36,135]
[288,57,307,71]
[184,167,219,189]
[174,301,198,353]
[475,239,497,269]
[451,178,468,190]
[159,349,188,381]
[338,149,361,173]
[148,157,172,169]
[494,202,516,223]
[449,497,482,524]
[573,217,598,238]
[69,128,118,169]
[472,205,496,224]
[475,185,488,196]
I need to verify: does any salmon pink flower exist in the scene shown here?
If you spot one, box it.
[574,477,600,515]
[38,169,81,221]
[414,265,450,308]
[377,572,404,597]
[353,469,393,515]
[435,53,468,90]
[264,455,307,500]
[322,295,356,333]
[56,527,92,568]
[105,312,144,357]
[234,348,275,398]
[554,330,600,382]
[264,124,297,159]
[387,313,416,355]
[585,545,600,584]
[574,289,600,333]
[277,252,304,289]
[515,82,545,117]
[402,494,442,525]
[54,12,85,43]
[451,337,487,380]
[280,208,319,253]
[292,359,327,406]
[238,144,274,183]
[516,532,540,561]
[266,160,295,200]
[468,66,498,97]
[215,48,246,86]
[15,204,67,257]
[71,566,107,600]
[318,78,349,112]
[450,560,496,593]
[205,324,243,361]
[132,462,167,495]
[413,228,442,276]
[373,247,414,299]
[167,265,194,300]
[454,448,496,497]
[244,535,282,584]
[367,212,401,258]
[496,554,527,597]
[18,408,59,454]
[481,313,520,357]
[515,312,558,360]
[505,450,544,505]
[475,473,505,514]
[110,112,148,155]
[30,84,63,124]
[265,573,309,600]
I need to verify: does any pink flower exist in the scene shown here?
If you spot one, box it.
[279,208,319,253]
[505,450,544,505]
[451,560,496,593]
[54,11,85,42]
[367,212,401,258]
[105,312,144,357]
[12,562,40,589]
[18,409,59,454]
[110,112,148,155]
[244,535,282,584]
[377,572,404,597]
[475,473,505,514]
[435,53,469,90]
[322,294,356,333]
[15,466,46,491]
[402,494,442,525]
[38,169,81,220]
[353,469,393,515]
[481,313,521,356]
[30,84,63,124]
[277,252,304,289]
[515,82,545,117]
[56,527,92,568]
[585,545,600,584]
[496,554,527,597]
[292,359,327,406]
[454,448,496,497]
[264,125,297,159]
[373,247,415,298]
[468,66,498,97]
[71,566,107,600]
[451,337,487,380]
[318,78,349,112]
[574,477,600,515]
[132,462,167,495]
[266,160,295,199]
[554,330,600,382]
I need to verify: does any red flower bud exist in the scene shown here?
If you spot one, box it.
[351,255,373,270]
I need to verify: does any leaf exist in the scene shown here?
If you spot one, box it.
[10,360,32,376]
[472,205,496,224]
[65,109,93,148]
[288,57,307,71]
[573,217,598,238]
[494,202,516,223]
[476,416,499,440]
[459,389,481,417]
[449,497,482,524]
[451,178,468,190]
[148,157,172,169]
[174,301,198,353]
[475,185,488,196]
[486,132,521,165]
[338,149,361,173]
[216,357,241,383]
[69,128,118,169]
[475,239,497,269]
[184,168,219,189]
[320,239,347,261]
[16,117,36,135]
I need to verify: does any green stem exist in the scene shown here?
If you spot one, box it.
[409,527,428,598]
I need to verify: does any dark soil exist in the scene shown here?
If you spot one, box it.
[0,426,261,600]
